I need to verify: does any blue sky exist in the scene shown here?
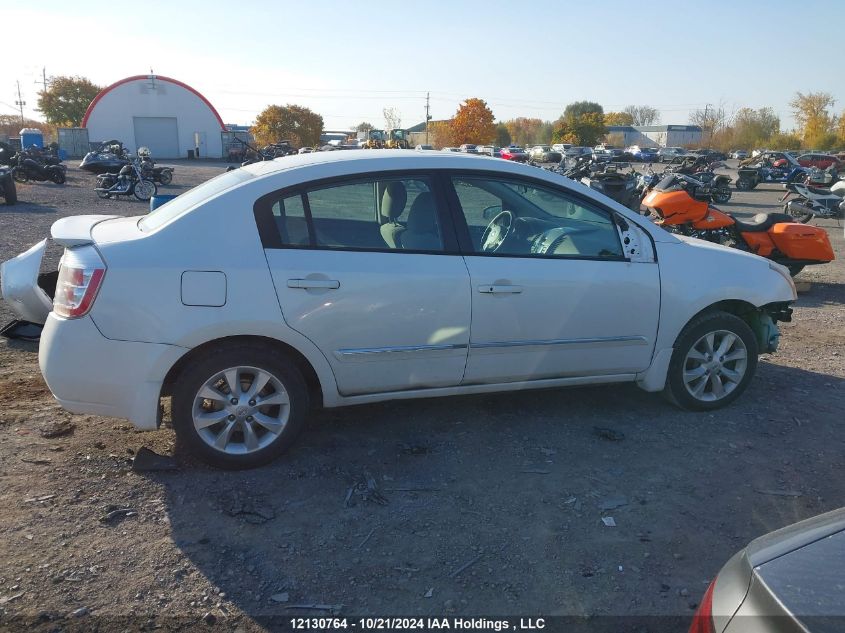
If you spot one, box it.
[2,1,842,131]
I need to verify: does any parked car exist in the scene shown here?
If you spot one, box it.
[459,144,479,154]
[729,149,748,160]
[477,146,502,158]
[441,147,461,152]
[658,147,686,162]
[564,146,590,158]
[628,146,658,162]
[592,148,613,163]
[689,508,845,633]
[415,144,434,151]
[797,153,840,170]
[0,150,796,469]
[551,143,571,153]
[500,147,528,162]
[528,145,562,162]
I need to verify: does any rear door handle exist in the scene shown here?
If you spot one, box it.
[477,284,523,294]
[287,279,340,289]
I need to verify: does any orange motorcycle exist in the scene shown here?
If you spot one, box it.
[642,173,834,276]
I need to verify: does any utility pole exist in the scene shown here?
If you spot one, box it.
[34,67,48,92]
[425,92,431,145]
[15,80,26,126]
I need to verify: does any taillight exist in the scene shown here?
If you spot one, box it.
[53,247,106,319]
[688,579,716,633]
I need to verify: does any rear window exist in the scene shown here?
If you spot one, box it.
[138,169,254,232]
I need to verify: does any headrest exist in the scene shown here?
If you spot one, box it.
[407,192,437,233]
[381,181,407,221]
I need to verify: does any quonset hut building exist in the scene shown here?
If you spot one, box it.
[82,74,226,158]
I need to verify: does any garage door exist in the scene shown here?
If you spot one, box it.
[133,117,179,158]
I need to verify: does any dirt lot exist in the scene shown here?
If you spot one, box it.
[0,159,843,632]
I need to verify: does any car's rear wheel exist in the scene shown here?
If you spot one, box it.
[172,344,309,469]
[664,311,758,411]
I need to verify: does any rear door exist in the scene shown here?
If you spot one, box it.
[256,173,470,396]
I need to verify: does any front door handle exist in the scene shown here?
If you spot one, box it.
[478,284,523,294]
[287,279,340,289]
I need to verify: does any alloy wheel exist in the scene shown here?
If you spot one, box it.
[683,330,748,402]
[192,365,290,455]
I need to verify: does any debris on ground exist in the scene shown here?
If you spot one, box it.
[202,611,217,625]
[39,419,75,438]
[99,506,137,525]
[423,588,434,599]
[0,593,24,605]
[357,527,377,549]
[601,516,617,527]
[221,497,276,524]
[450,550,484,578]
[519,469,550,474]
[593,426,625,441]
[345,471,388,507]
[23,494,56,503]
[70,607,90,618]
[285,604,343,613]
[131,446,178,471]
[20,456,52,465]
[270,592,290,603]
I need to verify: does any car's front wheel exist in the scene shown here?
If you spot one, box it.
[664,311,758,411]
[172,344,309,469]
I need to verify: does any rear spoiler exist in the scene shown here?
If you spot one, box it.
[50,215,118,247]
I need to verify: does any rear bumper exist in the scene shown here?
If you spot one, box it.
[38,313,186,430]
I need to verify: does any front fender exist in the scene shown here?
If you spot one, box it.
[654,238,796,352]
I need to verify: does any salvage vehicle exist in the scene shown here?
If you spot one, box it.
[1,150,797,469]
[644,172,834,275]
[529,145,562,162]
[688,507,845,633]
[79,140,130,174]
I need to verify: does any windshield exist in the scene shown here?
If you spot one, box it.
[139,168,254,232]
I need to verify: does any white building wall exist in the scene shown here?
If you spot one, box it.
[84,77,224,158]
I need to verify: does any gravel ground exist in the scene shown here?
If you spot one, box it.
[0,158,843,632]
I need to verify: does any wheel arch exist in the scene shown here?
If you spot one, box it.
[160,335,324,409]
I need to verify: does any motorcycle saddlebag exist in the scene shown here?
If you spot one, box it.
[769,223,834,261]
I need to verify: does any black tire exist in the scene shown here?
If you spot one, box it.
[1,175,17,205]
[12,167,28,184]
[787,264,805,277]
[712,187,732,203]
[158,170,173,185]
[735,178,752,191]
[171,343,310,469]
[51,170,66,184]
[664,311,758,411]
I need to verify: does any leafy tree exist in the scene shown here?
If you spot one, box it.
[429,120,454,148]
[450,98,496,145]
[790,91,835,147]
[355,121,375,133]
[604,111,634,126]
[837,110,845,146]
[251,104,323,147]
[552,101,606,146]
[0,115,51,140]
[37,75,101,127]
[502,118,551,146]
[731,107,780,149]
[383,107,402,130]
[623,105,661,126]
[763,132,801,151]
[689,103,728,144]
[495,123,511,147]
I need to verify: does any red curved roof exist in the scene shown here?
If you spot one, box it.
[81,74,226,130]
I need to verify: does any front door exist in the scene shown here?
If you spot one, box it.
[447,174,660,385]
[259,174,470,396]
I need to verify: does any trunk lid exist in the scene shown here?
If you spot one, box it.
[1,215,117,325]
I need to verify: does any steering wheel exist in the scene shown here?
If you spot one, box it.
[480,210,514,252]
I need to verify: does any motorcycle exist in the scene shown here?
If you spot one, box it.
[80,140,130,174]
[667,157,733,203]
[11,152,66,184]
[94,159,157,201]
[642,173,834,276]
[137,147,174,184]
[558,157,641,211]
[781,180,845,222]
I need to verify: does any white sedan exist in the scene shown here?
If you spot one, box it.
[1,150,796,469]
